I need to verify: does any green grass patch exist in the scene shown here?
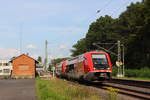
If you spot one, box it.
[112,66,150,80]
[125,67,150,79]
[119,77,150,81]
[36,78,102,100]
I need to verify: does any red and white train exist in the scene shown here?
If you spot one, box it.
[56,51,112,81]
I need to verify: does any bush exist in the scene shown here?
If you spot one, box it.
[125,67,150,78]
[112,66,150,79]
[112,66,118,76]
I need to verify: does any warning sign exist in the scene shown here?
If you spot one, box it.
[116,61,123,67]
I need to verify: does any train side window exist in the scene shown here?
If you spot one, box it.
[66,65,69,72]
[84,57,88,65]
[68,64,74,71]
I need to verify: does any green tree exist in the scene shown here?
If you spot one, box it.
[71,38,87,56]
[71,0,150,69]
[37,56,42,63]
[85,15,119,51]
[117,0,150,68]
[71,16,120,57]
[51,57,69,67]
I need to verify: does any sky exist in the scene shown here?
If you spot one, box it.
[0,0,141,60]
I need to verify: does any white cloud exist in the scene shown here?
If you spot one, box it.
[47,44,71,60]
[48,55,65,60]
[48,56,54,59]
[59,45,67,50]
[0,48,20,59]
[31,54,39,59]
[26,44,37,49]
[57,54,65,58]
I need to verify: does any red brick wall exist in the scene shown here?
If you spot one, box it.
[12,55,36,78]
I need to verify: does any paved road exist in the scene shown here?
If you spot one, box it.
[0,79,36,100]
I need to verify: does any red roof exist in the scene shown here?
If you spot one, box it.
[10,54,38,63]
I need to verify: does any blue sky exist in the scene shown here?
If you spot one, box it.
[0,0,141,60]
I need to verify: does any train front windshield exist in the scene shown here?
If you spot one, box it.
[92,54,109,70]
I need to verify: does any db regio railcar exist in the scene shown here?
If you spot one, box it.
[56,51,112,81]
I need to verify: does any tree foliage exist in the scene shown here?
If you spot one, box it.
[51,57,69,67]
[86,15,119,51]
[71,0,150,69]
[71,38,87,56]
[37,56,42,63]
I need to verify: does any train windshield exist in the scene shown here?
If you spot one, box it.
[92,54,109,70]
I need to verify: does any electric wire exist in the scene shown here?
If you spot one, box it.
[111,0,132,17]
[96,0,113,14]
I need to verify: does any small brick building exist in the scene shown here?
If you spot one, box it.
[11,54,38,79]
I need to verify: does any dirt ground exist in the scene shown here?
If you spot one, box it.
[0,79,36,100]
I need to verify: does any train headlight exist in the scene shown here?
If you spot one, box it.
[107,67,110,70]
[87,68,91,71]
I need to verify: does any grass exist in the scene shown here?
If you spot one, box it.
[106,87,119,100]
[125,67,150,79]
[36,78,102,100]
[117,77,150,81]
[112,66,150,80]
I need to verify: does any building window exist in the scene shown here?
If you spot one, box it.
[19,66,29,71]
[0,70,2,73]
[0,63,2,66]
[3,63,9,66]
[3,69,10,73]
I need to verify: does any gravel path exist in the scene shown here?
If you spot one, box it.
[0,79,36,100]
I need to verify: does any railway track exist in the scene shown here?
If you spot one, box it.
[88,79,150,100]
[101,81,150,99]
[63,78,150,100]
[111,78,150,88]
[59,76,150,99]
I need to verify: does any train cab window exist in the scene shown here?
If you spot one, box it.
[92,54,109,70]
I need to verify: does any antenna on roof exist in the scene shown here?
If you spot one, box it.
[19,24,23,55]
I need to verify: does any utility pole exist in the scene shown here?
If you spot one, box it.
[19,24,23,54]
[45,40,48,70]
[122,44,125,77]
[117,40,122,77]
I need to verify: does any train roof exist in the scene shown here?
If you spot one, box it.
[65,50,108,65]
[56,50,109,65]
[68,50,108,60]
[84,50,108,54]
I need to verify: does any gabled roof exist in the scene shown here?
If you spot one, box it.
[10,54,39,63]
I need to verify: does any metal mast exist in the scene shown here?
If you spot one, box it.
[19,24,23,54]
[117,40,122,77]
[122,44,125,77]
[93,40,125,77]
[45,40,48,70]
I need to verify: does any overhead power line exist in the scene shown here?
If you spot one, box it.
[93,40,125,77]
[111,0,132,17]
[97,0,112,14]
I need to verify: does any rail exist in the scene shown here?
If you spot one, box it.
[100,78,150,100]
